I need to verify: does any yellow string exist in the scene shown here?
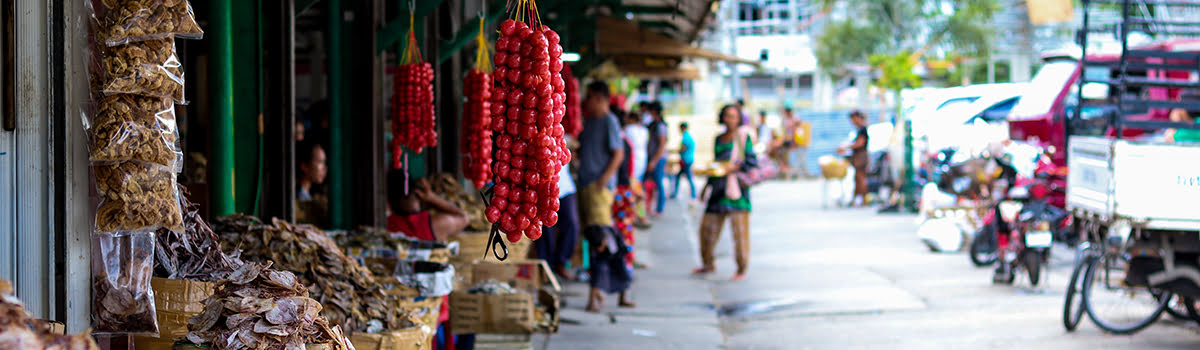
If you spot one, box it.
[475,16,492,73]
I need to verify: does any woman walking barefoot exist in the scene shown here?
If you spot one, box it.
[692,104,758,281]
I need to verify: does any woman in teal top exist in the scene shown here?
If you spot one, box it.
[693,105,757,281]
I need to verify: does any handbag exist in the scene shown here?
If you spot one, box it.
[724,131,765,200]
[730,131,767,188]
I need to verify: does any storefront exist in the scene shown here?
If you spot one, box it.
[0,0,746,339]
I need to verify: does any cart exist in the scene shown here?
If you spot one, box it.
[1061,0,1200,335]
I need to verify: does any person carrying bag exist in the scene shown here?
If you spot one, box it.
[694,105,759,281]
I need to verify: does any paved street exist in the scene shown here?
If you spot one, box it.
[537,180,1200,349]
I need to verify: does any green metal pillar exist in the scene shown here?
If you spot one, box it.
[210,0,236,217]
[327,0,345,229]
[231,0,261,216]
[902,120,918,213]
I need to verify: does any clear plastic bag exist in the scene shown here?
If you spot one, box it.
[91,230,159,336]
[100,0,203,47]
[100,37,184,101]
[90,94,179,167]
[93,161,183,232]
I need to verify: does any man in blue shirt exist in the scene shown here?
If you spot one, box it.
[672,122,697,199]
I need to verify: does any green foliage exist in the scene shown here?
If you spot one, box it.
[868,52,922,91]
[815,20,887,78]
[815,0,999,77]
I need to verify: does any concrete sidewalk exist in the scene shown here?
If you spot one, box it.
[534,192,725,349]
[535,180,1200,349]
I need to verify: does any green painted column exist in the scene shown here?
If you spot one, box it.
[327,0,345,228]
[209,0,236,217]
[231,0,261,216]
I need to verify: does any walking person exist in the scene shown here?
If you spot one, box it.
[837,110,870,207]
[784,107,812,179]
[622,111,652,227]
[577,81,635,312]
[693,104,758,281]
[671,122,697,200]
[644,101,670,217]
[537,160,580,280]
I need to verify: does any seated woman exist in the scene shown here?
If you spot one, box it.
[385,170,472,350]
[386,170,471,241]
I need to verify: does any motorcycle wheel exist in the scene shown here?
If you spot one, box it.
[1082,255,1169,335]
[1063,254,1094,332]
[969,226,997,267]
[1181,297,1200,325]
[1157,292,1190,321]
[1022,250,1042,287]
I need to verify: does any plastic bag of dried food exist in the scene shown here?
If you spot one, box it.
[93,161,183,232]
[90,94,180,168]
[100,0,203,47]
[100,37,184,102]
[91,230,159,336]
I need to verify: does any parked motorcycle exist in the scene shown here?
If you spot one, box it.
[993,179,1068,286]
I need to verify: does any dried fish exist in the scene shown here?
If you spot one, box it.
[0,280,101,350]
[153,185,240,282]
[92,231,159,335]
[185,263,350,350]
[215,215,412,333]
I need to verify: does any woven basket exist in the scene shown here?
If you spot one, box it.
[818,155,849,179]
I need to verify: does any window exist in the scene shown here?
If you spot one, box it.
[936,97,979,110]
[975,98,1019,123]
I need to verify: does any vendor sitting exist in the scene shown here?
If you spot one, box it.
[386,169,470,241]
[386,170,473,350]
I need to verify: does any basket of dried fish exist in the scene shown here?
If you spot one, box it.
[367,260,455,298]
[348,317,432,350]
[214,215,410,334]
[1,280,101,350]
[340,227,459,264]
[183,262,352,350]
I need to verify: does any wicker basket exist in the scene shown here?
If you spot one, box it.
[818,155,849,179]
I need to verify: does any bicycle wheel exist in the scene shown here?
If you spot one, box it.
[1063,254,1094,332]
[1082,254,1170,334]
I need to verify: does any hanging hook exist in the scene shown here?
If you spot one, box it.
[409,0,416,13]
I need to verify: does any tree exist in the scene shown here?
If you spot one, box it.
[815,0,998,81]
[814,0,998,211]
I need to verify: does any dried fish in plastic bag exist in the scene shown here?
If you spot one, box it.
[100,38,184,101]
[91,230,159,335]
[185,262,351,350]
[100,0,204,47]
[93,161,183,232]
[90,94,179,167]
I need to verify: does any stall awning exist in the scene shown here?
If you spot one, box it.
[615,0,718,44]
[595,16,760,66]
